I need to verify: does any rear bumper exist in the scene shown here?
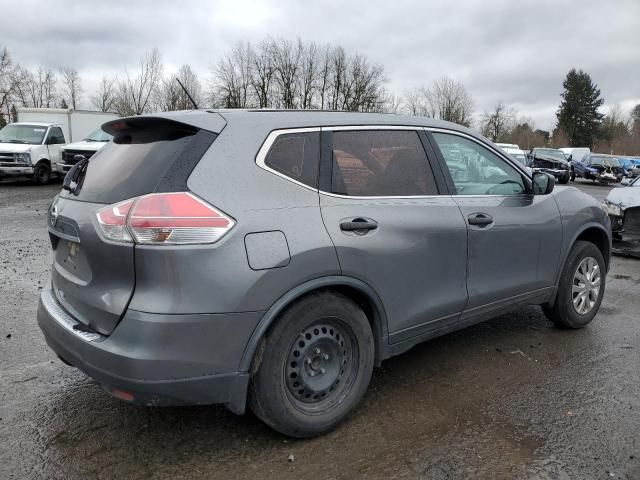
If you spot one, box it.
[0,164,33,176]
[37,289,263,413]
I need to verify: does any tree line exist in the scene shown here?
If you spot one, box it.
[478,69,640,155]
[0,41,638,155]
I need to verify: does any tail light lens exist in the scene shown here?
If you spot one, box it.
[96,199,135,242]
[95,192,234,245]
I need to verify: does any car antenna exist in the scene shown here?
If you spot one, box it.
[175,77,198,110]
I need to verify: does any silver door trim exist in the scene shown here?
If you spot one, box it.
[254,124,533,199]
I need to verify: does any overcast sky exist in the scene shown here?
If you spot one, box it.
[3,0,639,130]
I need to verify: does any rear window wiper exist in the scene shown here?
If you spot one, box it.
[62,158,89,194]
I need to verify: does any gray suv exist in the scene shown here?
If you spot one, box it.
[37,110,611,437]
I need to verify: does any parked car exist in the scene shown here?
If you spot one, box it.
[603,174,640,240]
[37,110,611,438]
[501,147,529,167]
[529,148,571,184]
[56,127,113,176]
[618,156,640,178]
[0,122,66,184]
[572,153,625,184]
[559,147,590,163]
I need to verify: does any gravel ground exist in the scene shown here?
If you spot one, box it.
[0,177,638,480]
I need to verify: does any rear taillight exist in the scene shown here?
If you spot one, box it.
[96,199,135,242]
[95,192,234,245]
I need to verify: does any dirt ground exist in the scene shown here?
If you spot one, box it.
[1,178,639,479]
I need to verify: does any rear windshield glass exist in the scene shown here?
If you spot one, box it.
[61,118,216,204]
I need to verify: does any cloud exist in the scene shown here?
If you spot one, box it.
[3,0,639,130]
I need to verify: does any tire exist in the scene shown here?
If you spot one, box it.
[32,162,51,185]
[543,240,606,329]
[559,173,570,184]
[249,291,374,438]
[570,170,576,182]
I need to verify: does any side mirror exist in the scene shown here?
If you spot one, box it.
[533,172,555,195]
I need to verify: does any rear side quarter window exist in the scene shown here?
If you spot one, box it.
[263,131,320,188]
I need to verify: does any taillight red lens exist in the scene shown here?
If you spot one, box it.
[96,199,135,242]
[95,192,234,245]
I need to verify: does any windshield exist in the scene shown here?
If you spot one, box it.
[535,149,566,161]
[0,124,47,145]
[84,128,113,142]
[590,156,621,167]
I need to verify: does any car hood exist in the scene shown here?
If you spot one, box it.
[63,140,107,150]
[0,143,34,153]
[606,186,640,209]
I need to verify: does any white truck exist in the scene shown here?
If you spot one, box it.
[0,107,117,184]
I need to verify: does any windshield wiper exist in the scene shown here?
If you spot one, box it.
[3,139,28,144]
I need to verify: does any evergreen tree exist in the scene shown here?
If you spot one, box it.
[556,69,604,147]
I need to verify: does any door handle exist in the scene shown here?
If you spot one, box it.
[340,218,378,232]
[467,213,493,226]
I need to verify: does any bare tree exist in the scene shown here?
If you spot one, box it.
[60,67,82,109]
[0,46,19,124]
[272,38,302,108]
[12,66,57,108]
[401,87,429,116]
[249,39,275,108]
[155,64,202,111]
[298,41,319,109]
[115,48,163,116]
[210,42,252,108]
[424,77,474,126]
[91,75,117,112]
[480,102,515,141]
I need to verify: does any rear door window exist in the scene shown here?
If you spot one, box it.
[264,131,320,188]
[330,130,438,196]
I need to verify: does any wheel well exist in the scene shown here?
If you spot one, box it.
[575,227,610,270]
[261,285,387,367]
[35,159,51,167]
[327,285,386,364]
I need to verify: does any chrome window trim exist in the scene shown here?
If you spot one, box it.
[255,127,322,193]
[254,125,533,200]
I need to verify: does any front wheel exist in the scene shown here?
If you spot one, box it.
[543,241,606,328]
[559,173,570,184]
[32,162,51,185]
[249,291,374,438]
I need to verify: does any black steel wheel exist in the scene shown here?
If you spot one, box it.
[284,320,358,414]
[249,291,374,438]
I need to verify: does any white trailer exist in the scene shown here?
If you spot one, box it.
[16,107,118,143]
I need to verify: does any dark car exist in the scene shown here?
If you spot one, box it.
[528,148,571,184]
[37,110,611,438]
[572,153,625,184]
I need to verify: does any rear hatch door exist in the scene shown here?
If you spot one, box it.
[48,115,220,335]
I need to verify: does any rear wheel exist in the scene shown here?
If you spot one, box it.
[249,291,374,438]
[543,241,605,328]
[32,162,51,185]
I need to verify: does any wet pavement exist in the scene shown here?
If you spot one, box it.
[1,178,639,479]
